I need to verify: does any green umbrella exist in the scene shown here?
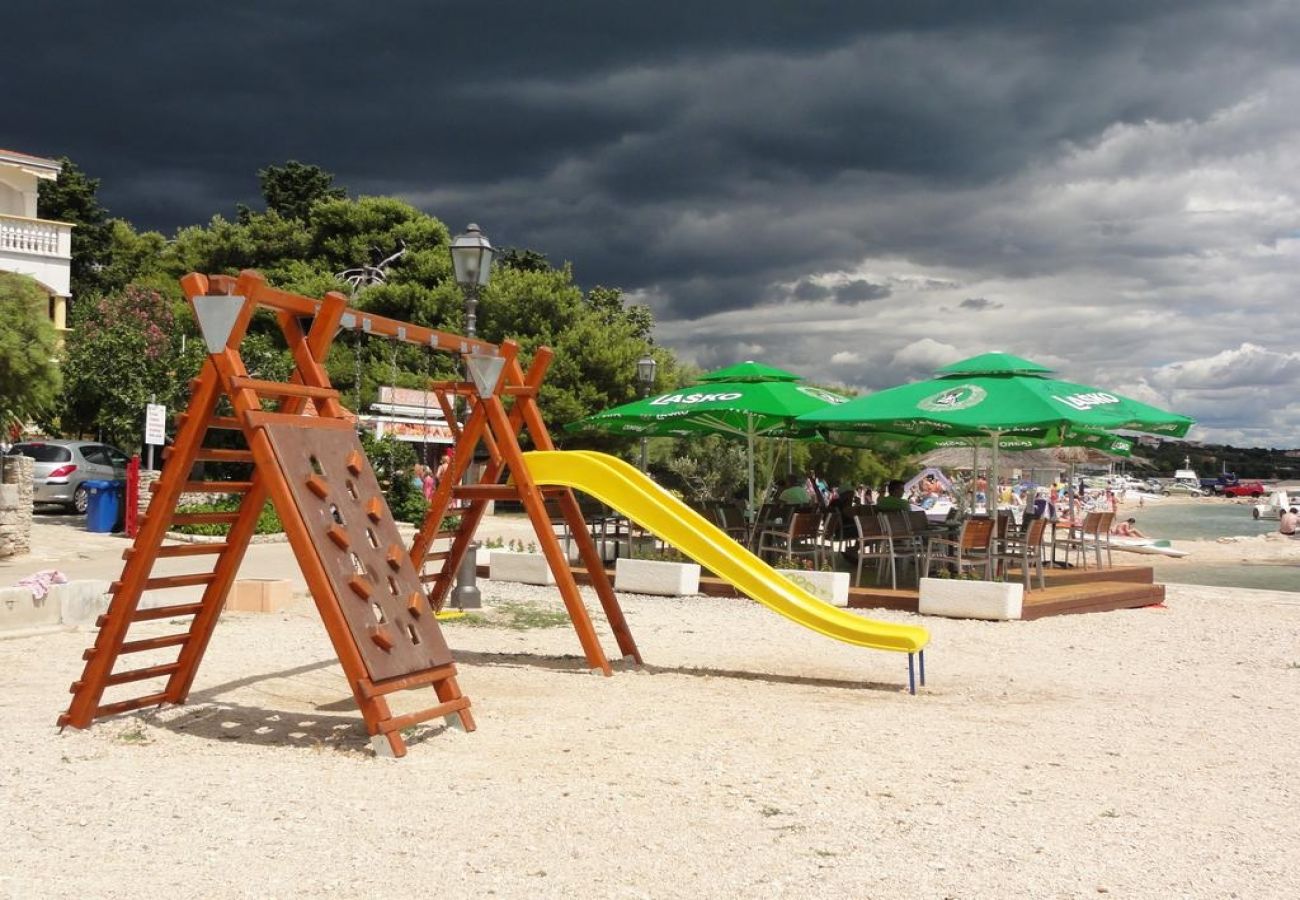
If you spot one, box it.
[568,364,849,509]
[801,352,1191,506]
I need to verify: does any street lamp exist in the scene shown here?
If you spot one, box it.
[636,354,657,471]
[448,224,494,610]
[450,223,494,339]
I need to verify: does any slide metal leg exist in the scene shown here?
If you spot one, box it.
[907,653,916,695]
[919,649,926,687]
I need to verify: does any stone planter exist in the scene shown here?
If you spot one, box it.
[918,577,1023,621]
[776,569,851,607]
[489,551,555,586]
[614,558,701,596]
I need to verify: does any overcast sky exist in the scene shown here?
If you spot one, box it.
[9,1,1300,447]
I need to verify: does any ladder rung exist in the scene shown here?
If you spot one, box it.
[171,481,254,494]
[166,446,253,463]
[178,413,242,431]
[85,633,190,660]
[93,692,169,719]
[124,538,231,559]
[128,602,207,623]
[104,662,182,687]
[229,376,339,400]
[111,572,216,593]
[425,551,451,562]
[154,543,230,558]
[420,573,449,583]
[501,385,538,397]
[170,511,240,526]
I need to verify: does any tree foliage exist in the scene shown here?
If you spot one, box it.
[60,286,188,449]
[0,274,61,435]
[36,157,115,301]
[255,160,346,221]
[43,159,672,461]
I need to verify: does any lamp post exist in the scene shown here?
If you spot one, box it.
[448,224,494,610]
[636,354,657,471]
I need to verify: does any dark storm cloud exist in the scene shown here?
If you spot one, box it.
[958,297,1001,311]
[833,280,891,304]
[8,1,1300,442]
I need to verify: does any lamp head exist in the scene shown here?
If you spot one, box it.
[450,223,494,288]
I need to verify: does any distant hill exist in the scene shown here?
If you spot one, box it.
[1141,441,1298,480]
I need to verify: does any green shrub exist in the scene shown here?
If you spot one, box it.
[172,494,283,536]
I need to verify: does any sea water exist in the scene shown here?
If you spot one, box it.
[1123,498,1298,593]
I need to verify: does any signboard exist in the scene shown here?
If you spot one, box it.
[144,403,167,446]
[371,417,456,444]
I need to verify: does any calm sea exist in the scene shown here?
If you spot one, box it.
[1125,496,1298,593]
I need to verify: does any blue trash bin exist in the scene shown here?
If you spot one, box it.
[84,480,119,533]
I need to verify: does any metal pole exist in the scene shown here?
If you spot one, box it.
[637,377,650,472]
[146,393,156,471]
[454,282,482,609]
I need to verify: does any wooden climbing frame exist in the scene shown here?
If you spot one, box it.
[59,269,639,756]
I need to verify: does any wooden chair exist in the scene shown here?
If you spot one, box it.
[756,511,824,569]
[1058,511,1105,569]
[993,516,1048,590]
[1095,511,1115,568]
[923,516,994,580]
[849,512,899,589]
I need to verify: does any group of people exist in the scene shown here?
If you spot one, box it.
[410,450,453,502]
[771,471,910,514]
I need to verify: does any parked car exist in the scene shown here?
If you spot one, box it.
[6,440,130,513]
[1220,481,1267,498]
[1161,480,1207,497]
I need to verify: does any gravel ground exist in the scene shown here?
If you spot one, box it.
[2,578,1299,898]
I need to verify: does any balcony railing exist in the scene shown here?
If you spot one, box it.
[0,213,72,259]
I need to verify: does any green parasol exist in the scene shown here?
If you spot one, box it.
[567,363,849,509]
[801,352,1191,506]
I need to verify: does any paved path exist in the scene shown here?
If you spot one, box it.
[1,510,543,601]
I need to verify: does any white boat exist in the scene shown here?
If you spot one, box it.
[1252,491,1294,521]
[1109,536,1189,558]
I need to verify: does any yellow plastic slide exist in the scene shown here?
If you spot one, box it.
[522,450,929,654]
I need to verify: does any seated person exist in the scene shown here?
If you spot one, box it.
[1280,507,1298,537]
[874,479,910,512]
[1111,517,1147,538]
[777,473,812,505]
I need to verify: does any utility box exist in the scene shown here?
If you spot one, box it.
[227,578,293,613]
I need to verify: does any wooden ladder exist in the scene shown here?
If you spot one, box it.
[60,273,474,756]
[408,346,643,672]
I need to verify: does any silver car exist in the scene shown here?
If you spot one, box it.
[6,440,130,513]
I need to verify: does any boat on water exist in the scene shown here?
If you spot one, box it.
[1109,535,1189,558]
[1252,490,1295,520]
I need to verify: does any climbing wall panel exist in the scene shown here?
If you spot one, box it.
[262,422,453,681]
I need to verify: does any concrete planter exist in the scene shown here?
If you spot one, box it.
[776,569,851,607]
[918,576,1023,621]
[489,551,555,586]
[614,558,701,596]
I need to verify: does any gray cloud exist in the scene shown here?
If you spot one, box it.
[7,1,1300,443]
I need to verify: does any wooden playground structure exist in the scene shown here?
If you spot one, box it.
[60,271,641,757]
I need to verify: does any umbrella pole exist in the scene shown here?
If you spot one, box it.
[971,442,980,513]
[990,430,1001,516]
[747,414,756,515]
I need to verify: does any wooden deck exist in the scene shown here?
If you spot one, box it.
[841,563,1164,618]
[534,561,1165,621]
